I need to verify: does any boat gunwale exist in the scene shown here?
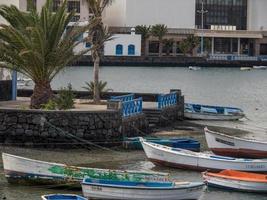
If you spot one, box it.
[81,180,204,190]
[205,128,267,145]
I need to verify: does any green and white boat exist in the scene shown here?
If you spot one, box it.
[2,153,169,186]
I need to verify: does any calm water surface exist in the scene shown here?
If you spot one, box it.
[4,66,267,200]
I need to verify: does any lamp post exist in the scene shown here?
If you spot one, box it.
[197,0,208,56]
[11,70,17,100]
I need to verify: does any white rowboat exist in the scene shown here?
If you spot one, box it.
[141,138,267,172]
[2,153,169,185]
[81,178,204,200]
[184,103,244,121]
[205,127,267,158]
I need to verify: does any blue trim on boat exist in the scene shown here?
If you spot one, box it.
[42,194,87,200]
[82,178,205,190]
[83,178,174,188]
[185,103,244,115]
[209,155,236,161]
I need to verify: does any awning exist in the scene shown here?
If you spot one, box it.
[195,30,263,39]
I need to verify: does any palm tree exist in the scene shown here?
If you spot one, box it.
[135,25,151,56]
[0,0,95,108]
[83,0,113,104]
[151,24,168,57]
[163,39,174,56]
[83,80,112,94]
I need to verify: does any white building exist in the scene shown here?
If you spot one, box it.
[104,0,196,29]
[74,32,141,56]
[247,0,267,31]
[16,0,267,56]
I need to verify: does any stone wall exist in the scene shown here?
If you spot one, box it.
[0,80,12,101]
[0,109,123,147]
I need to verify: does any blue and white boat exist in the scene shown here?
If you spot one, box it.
[123,137,200,151]
[141,138,267,172]
[184,103,245,120]
[81,178,204,200]
[41,194,86,200]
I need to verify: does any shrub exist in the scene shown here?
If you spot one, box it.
[41,99,57,110]
[56,83,75,110]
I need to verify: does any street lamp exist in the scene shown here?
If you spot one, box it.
[197,0,208,56]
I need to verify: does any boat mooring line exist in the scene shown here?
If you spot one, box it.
[41,116,127,155]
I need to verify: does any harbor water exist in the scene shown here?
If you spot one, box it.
[2,66,267,200]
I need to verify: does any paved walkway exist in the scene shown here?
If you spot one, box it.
[0,97,158,111]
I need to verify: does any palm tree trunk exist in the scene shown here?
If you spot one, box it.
[159,40,163,57]
[141,38,145,56]
[30,81,53,109]
[93,56,100,104]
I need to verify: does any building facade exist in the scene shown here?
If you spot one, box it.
[17,0,267,57]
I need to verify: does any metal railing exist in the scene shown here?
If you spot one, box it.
[122,97,143,117]
[157,92,177,109]
[110,94,134,102]
[208,54,267,61]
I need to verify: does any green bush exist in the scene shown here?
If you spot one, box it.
[40,83,75,110]
[56,83,75,110]
[41,99,57,110]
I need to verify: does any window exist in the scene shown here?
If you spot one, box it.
[128,45,135,55]
[85,42,91,48]
[27,0,37,11]
[260,44,267,55]
[67,1,80,13]
[195,0,247,30]
[70,15,80,22]
[52,0,61,12]
[116,44,123,55]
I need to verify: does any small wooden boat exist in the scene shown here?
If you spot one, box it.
[81,178,204,200]
[140,138,267,172]
[122,137,200,151]
[41,194,87,200]
[184,103,244,120]
[253,66,267,70]
[204,127,267,158]
[240,67,252,71]
[2,153,169,186]
[189,66,201,71]
[203,170,267,193]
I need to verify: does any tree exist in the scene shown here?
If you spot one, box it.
[84,0,113,104]
[163,39,174,56]
[178,35,200,56]
[0,0,95,108]
[151,24,168,57]
[135,25,151,56]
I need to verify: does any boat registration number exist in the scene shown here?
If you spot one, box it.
[91,186,102,191]
[246,165,265,169]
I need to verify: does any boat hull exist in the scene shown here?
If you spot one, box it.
[184,112,243,121]
[203,174,267,193]
[42,194,87,200]
[123,137,200,151]
[82,182,204,200]
[2,153,169,185]
[205,128,267,158]
[141,140,267,172]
